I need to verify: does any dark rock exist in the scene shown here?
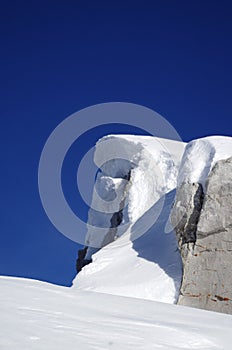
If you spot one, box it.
[76,247,92,272]
[110,209,123,228]
[171,182,203,250]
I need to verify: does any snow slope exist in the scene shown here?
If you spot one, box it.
[73,190,182,303]
[1,276,232,350]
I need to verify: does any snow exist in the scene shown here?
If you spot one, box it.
[74,135,232,305]
[85,135,186,249]
[177,136,232,189]
[73,190,182,303]
[74,136,185,303]
[1,276,232,350]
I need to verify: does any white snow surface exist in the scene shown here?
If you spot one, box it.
[177,136,232,189]
[1,276,232,350]
[73,190,183,303]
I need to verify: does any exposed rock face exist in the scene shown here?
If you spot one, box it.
[197,157,232,237]
[172,157,232,314]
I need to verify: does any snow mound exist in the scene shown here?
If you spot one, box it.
[177,136,232,189]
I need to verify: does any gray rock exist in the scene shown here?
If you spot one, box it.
[171,182,203,256]
[172,157,232,314]
[197,157,232,237]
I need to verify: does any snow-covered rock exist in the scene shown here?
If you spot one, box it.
[74,135,186,303]
[85,135,186,249]
[76,134,232,314]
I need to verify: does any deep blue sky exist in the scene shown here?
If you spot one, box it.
[1,1,231,286]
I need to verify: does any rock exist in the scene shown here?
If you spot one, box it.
[76,247,92,272]
[171,182,203,249]
[172,157,232,314]
[197,157,232,237]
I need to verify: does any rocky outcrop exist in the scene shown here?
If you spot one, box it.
[76,247,92,272]
[172,157,232,314]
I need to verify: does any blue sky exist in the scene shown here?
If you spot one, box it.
[1,1,231,286]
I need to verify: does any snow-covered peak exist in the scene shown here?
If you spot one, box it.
[85,135,186,249]
[177,136,232,188]
[95,134,185,170]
